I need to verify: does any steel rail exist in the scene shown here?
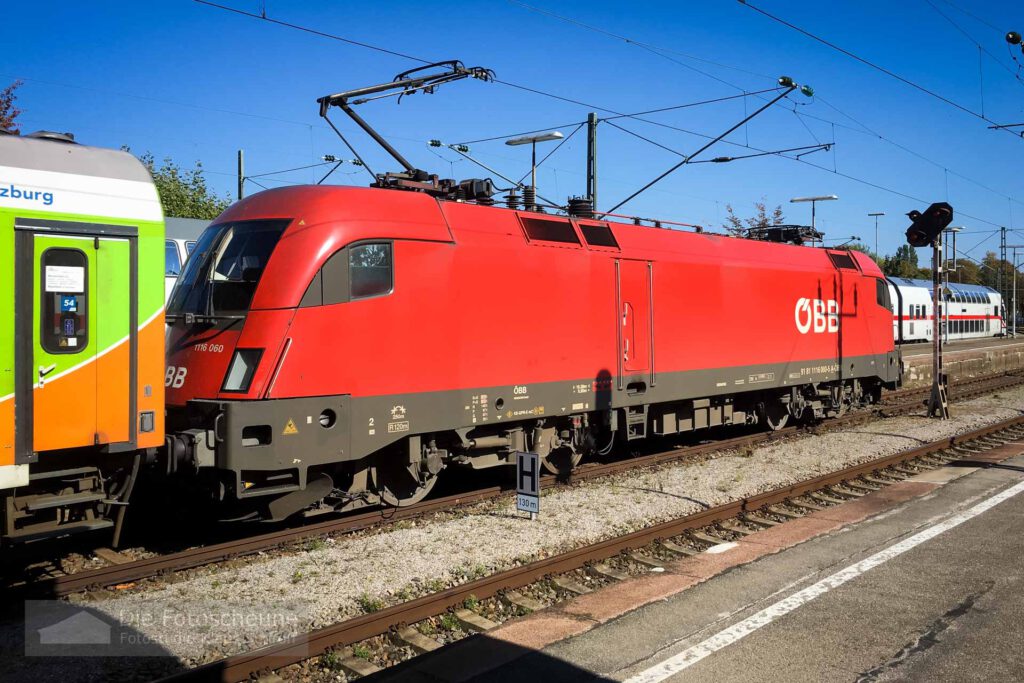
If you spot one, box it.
[163,411,1024,682]
[17,372,1022,597]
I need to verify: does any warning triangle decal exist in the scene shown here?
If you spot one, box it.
[282,419,299,435]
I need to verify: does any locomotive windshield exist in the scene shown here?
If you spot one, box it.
[167,219,289,318]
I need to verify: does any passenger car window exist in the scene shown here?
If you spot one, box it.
[41,248,88,354]
[165,240,181,276]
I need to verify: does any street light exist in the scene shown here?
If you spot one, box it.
[868,212,885,256]
[506,131,564,211]
[790,195,838,232]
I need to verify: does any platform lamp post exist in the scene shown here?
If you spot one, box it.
[791,195,838,233]
[505,131,564,212]
[868,212,885,256]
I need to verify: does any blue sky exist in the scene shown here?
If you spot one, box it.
[4,1,1023,257]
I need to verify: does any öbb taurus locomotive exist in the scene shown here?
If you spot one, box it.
[162,185,901,519]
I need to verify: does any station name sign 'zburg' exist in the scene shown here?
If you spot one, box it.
[794,298,839,335]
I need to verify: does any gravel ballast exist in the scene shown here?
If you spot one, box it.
[67,387,1024,668]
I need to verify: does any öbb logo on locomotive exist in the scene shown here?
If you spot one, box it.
[165,366,187,388]
[794,298,839,335]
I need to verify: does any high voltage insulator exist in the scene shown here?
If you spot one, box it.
[428,140,470,153]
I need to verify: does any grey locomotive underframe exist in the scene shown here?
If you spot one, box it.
[164,350,900,508]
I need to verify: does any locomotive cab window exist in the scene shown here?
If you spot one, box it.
[349,243,392,299]
[41,248,88,354]
[875,279,891,310]
[304,241,394,306]
[167,219,290,317]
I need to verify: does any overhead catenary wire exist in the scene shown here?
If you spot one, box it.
[506,0,779,87]
[922,0,1024,87]
[737,0,1022,139]
[508,1,1024,211]
[939,0,1004,33]
[193,0,1020,233]
[453,90,778,146]
[606,85,798,214]
[515,122,585,185]
[246,160,333,178]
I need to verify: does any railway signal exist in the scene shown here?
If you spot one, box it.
[905,202,953,247]
[906,202,955,419]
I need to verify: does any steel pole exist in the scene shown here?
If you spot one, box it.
[237,149,244,200]
[531,141,536,195]
[586,112,598,210]
[530,141,537,212]
[928,235,949,419]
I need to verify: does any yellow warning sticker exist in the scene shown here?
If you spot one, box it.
[282,419,299,435]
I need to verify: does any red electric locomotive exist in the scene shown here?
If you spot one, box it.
[161,64,901,519]
[163,184,900,518]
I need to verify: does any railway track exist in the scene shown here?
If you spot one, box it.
[9,370,1023,598]
[160,399,1024,682]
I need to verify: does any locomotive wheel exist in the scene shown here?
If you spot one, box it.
[761,402,789,431]
[541,449,583,475]
[371,459,439,507]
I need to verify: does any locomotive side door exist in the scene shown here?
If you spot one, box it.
[615,259,653,388]
[15,223,136,460]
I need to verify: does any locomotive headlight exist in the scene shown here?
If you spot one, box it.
[221,348,263,393]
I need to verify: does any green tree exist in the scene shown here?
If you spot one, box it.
[845,242,884,268]
[1,80,23,133]
[722,200,785,236]
[882,244,921,278]
[950,258,982,285]
[129,150,231,219]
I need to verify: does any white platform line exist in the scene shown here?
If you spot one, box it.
[623,477,1024,683]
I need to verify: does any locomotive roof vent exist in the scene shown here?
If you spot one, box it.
[25,130,78,144]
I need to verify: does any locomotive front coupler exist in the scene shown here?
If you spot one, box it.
[159,429,215,476]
